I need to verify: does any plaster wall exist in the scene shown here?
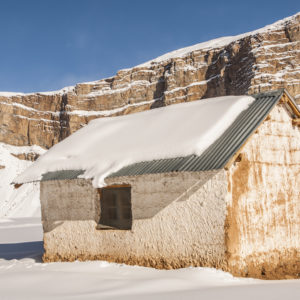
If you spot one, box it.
[227,103,300,279]
[40,179,99,225]
[41,170,228,269]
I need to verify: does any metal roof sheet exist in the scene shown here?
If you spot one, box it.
[41,169,84,182]
[108,89,284,177]
[41,89,289,181]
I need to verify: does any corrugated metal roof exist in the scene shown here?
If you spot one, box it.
[41,89,287,181]
[108,89,284,177]
[41,169,84,182]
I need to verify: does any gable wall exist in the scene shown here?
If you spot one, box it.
[226,102,300,279]
[41,170,228,269]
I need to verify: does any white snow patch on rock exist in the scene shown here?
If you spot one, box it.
[0,85,74,98]
[135,13,300,68]
[0,143,46,217]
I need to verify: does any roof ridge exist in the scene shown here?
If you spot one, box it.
[249,88,285,98]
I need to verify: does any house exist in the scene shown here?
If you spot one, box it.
[15,89,300,279]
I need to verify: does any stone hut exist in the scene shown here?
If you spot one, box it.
[16,89,300,279]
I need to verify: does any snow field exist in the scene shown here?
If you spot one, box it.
[0,218,299,300]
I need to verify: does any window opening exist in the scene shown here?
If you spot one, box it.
[99,186,132,230]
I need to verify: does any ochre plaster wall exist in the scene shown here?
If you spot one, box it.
[226,103,300,279]
[41,170,228,269]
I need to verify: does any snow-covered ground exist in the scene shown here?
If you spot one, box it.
[0,217,299,300]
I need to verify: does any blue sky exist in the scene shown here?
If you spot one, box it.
[0,0,299,93]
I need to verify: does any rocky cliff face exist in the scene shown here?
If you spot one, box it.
[1,13,299,152]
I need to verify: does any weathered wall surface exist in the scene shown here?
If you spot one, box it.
[40,179,99,223]
[0,14,299,152]
[226,103,300,279]
[41,170,228,269]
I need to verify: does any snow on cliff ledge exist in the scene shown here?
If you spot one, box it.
[1,13,299,96]
[134,12,300,68]
[15,95,255,187]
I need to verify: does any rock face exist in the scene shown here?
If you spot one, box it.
[0,13,300,150]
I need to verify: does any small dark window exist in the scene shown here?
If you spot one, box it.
[99,186,132,230]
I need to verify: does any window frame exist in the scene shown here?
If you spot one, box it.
[97,184,132,230]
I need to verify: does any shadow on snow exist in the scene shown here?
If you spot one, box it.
[0,241,43,261]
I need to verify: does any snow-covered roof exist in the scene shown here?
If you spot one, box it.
[15,94,256,187]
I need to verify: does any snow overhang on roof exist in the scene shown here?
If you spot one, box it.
[15,89,298,187]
